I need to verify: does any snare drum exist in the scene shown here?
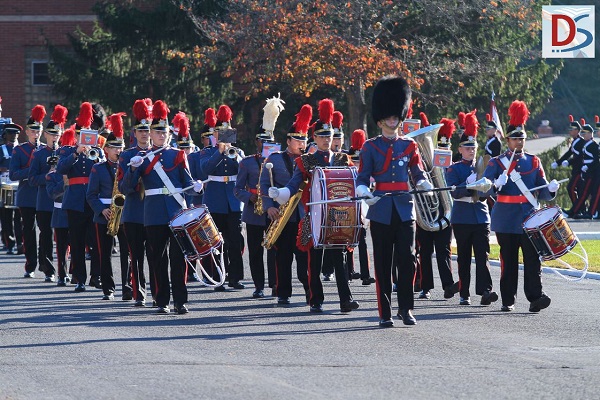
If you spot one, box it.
[523,206,577,261]
[1,182,18,209]
[169,205,223,260]
[310,166,361,248]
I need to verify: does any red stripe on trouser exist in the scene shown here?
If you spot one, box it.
[569,175,580,203]
[306,249,313,305]
[123,225,138,300]
[572,178,591,214]
[590,187,600,216]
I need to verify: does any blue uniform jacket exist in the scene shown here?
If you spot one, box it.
[87,160,118,225]
[355,135,426,225]
[0,143,14,170]
[260,150,304,223]
[557,136,584,174]
[121,146,196,226]
[446,159,490,225]
[483,150,554,234]
[28,145,56,212]
[46,171,68,229]
[118,145,149,224]
[199,146,241,213]
[9,141,40,208]
[234,154,268,226]
[56,146,105,212]
[186,149,206,207]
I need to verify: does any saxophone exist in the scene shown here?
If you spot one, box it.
[262,181,307,249]
[254,164,265,216]
[106,173,125,236]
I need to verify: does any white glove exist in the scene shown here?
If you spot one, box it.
[466,172,477,184]
[550,162,558,169]
[494,174,508,189]
[356,185,373,199]
[268,187,279,199]
[365,196,380,206]
[547,179,560,192]
[130,156,143,168]
[582,165,589,173]
[193,180,204,193]
[561,160,569,168]
[416,179,434,196]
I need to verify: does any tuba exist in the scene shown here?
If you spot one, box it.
[106,174,125,236]
[405,124,453,232]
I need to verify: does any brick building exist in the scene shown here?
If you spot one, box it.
[0,1,97,128]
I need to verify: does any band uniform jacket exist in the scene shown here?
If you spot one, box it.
[45,171,68,229]
[56,146,105,212]
[355,135,427,225]
[580,139,599,180]
[87,160,119,225]
[259,150,304,223]
[483,150,554,234]
[234,154,268,226]
[199,146,241,213]
[445,159,490,225]
[485,136,501,157]
[121,146,196,226]
[118,145,149,224]
[0,142,14,171]
[28,145,56,212]
[557,135,585,174]
[9,141,40,208]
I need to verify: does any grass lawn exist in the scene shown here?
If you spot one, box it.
[452,240,599,274]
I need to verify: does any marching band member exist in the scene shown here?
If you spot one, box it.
[87,113,132,301]
[10,105,44,279]
[587,117,600,220]
[118,99,153,306]
[199,105,245,291]
[483,100,559,313]
[484,114,502,157]
[123,100,203,314]
[0,122,23,255]
[551,116,584,217]
[46,127,76,286]
[570,121,595,219]
[234,96,282,298]
[56,102,105,292]
[188,108,217,207]
[28,105,68,282]
[355,76,433,328]
[269,99,359,314]
[445,116,498,306]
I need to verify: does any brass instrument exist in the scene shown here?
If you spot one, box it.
[262,181,307,249]
[472,154,491,202]
[405,124,453,232]
[86,147,100,161]
[106,173,125,236]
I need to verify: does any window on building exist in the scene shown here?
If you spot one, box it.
[32,61,51,86]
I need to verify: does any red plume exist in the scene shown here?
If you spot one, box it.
[318,99,334,124]
[580,118,586,126]
[595,115,599,124]
[295,104,313,134]
[464,111,479,136]
[50,105,68,127]
[332,111,343,129]
[351,129,366,150]
[109,112,126,139]
[204,108,217,128]
[76,102,94,128]
[178,114,190,139]
[438,118,456,140]
[406,101,413,119]
[486,113,492,122]
[508,100,529,127]
[152,100,169,121]
[60,126,77,147]
[419,112,430,127]
[98,135,106,149]
[216,105,232,124]
[133,99,151,122]
[171,111,185,130]
[569,114,574,123]
[31,105,46,123]
[457,112,466,128]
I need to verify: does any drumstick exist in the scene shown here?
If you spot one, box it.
[528,178,569,192]
[265,162,274,187]
[126,147,164,166]
[496,150,516,190]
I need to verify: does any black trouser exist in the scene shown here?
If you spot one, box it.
[567,173,580,211]
[572,174,592,215]
[124,222,151,302]
[36,210,55,276]
[145,225,188,307]
[346,227,372,279]
[117,227,132,296]
[452,223,493,298]
[416,225,454,292]
[0,207,21,250]
[54,227,69,280]
[245,223,276,291]
[495,232,544,307]
[274,220,309,299]
[20,207,37,273]
[67,204,95,285]
[370,209,416,321]
[86,220,101,282]
[307,247,351,307]
[95,223,132,297]
[211,211,243,284]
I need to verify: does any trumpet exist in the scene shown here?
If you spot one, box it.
[227,146,242,159]
[86,147,100,161]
